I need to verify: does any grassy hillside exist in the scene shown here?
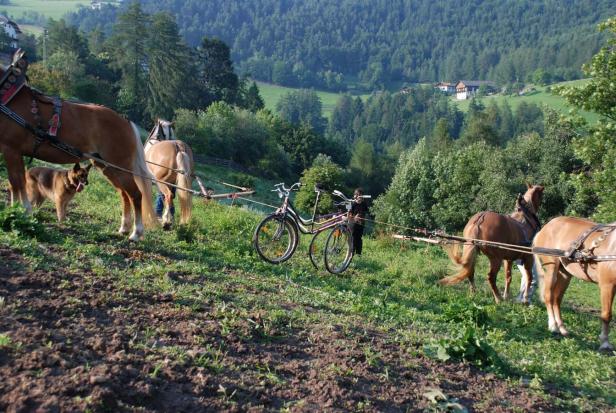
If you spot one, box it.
[257,79,601,124]
[256,81,369,119]
[0,161,614,410]
[0,0,90,20]
[453,80,600,123]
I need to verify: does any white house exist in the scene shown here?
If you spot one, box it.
[455,80,496,100]
[435,82,455,94]
[0,15,21,50]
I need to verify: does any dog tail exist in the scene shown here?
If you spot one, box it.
[175,147,193,224]
[130,122,159,228]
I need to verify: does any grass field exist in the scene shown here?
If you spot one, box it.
[255,81,369,119]
[257,79,600,124]
[0,0,90,20]
[452,80,599,123]
[0,159,614,410]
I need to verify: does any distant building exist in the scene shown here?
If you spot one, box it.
[0,15,21,50]
[435,82,455,94]
[455,80,497,100]
[91,1,103,10]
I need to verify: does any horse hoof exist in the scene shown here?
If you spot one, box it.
[163,222,172,231]
[118,227,130,235]
[559,327,569,337]
[598,342,614,353]
[128,231,143,242]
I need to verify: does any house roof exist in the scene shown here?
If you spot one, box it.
[0,15,22,34]
[456,80,496,88]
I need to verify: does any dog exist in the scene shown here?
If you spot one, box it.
[25,163,92,222]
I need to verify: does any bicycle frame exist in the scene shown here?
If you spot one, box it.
[274,187,347,235]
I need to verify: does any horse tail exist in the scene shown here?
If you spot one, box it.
[130,122,159,228]
[175,148,193,224]
[439,241,478,285]
[533,254,546,303]
[439,216,483,286]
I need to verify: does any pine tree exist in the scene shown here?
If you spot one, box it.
[196,37,240,107]
[109,1,150,121]
[145,12,194,120]
[242,81,265,112]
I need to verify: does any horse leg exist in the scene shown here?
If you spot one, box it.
[118,190,132,235]
[102,169,140,238]
[160,185,173,230]
[487,257,503,303]
[552,271,572,336]
[503,260,512,300]
[598,280,615,352]
[542,261,560,333]
[520,258,534,304]
[3,149,32,212]
[122,176,145,241]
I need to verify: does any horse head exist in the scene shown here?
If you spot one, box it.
[523,183,544,214]
[157,119,175,140]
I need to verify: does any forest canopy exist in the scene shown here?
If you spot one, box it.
[68,0,616,90]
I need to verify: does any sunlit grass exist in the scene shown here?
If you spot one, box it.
[1,163,614,409]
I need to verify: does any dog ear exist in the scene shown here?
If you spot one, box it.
[525,181,532,189]
[73,163,81,172]
[85,163,93,172]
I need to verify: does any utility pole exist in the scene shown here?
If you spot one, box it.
[43,28,47,65]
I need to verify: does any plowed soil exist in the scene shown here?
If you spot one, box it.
[0,246,554,412]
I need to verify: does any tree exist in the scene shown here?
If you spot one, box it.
[372,139,436,230]
[241,81,265,112]
[108,1,150,121]
[295,154,344,214]
[28,50,85,98]
[429,118,453,154]
[196,37,240,107]
[41,19,89,60]
[556,18,616,221]
[145,12,194,120]
[328,94,356,144]
[276,89,327,135]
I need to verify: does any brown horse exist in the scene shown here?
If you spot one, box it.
[144,120,194,227]
[533,217,616,351]
[0,57,157,241]
[440,184,545,303]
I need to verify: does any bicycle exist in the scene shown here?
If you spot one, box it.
[252,183,370,274]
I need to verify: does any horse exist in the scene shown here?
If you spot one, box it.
[0,52,157,241]
[144,120,194,228]
[439,184,544,303]
[533,217,616,352]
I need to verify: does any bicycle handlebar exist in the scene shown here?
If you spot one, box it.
[272,182,301,196]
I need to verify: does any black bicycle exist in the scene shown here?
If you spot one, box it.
[253,183,370,274]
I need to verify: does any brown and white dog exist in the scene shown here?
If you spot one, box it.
[25,163,92,222]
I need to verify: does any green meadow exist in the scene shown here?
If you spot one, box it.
[0,159,614,410]
[255,81,370,119]
[0,0,90,21]
[452,80,599,123]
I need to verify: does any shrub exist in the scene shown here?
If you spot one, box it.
[0,205,43,238]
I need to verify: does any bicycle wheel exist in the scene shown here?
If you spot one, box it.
[253,214,298,264]
[308,229,328,270]
[324,224,353,274]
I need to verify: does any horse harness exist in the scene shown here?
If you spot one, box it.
[0,50,70,163]
[557,224,616,283]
